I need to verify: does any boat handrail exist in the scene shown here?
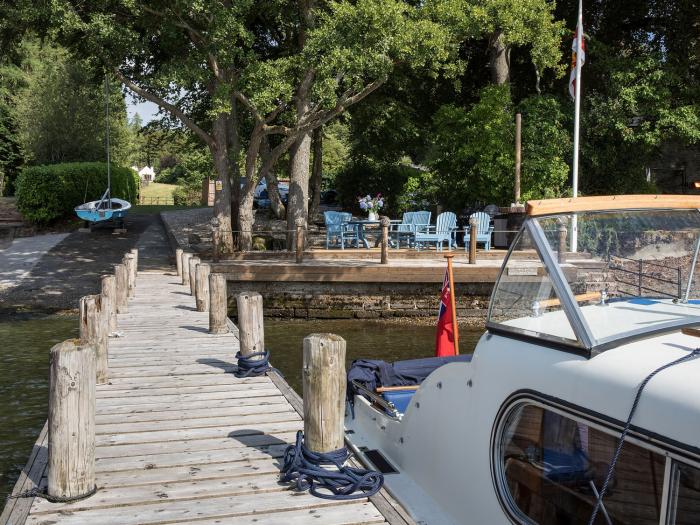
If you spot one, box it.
[527,194,700,216]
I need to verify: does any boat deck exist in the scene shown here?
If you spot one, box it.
[2,272,412,525]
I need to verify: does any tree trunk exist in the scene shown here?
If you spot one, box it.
[309,127,323,220]
[489,30,511,85]
[262,137,286,219]
[238,126,264,252]
[286,89,312,250]
[211,114,234,253]
[227,98,242,246]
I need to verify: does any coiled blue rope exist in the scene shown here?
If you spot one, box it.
[234,349,272,378]
[280,430,384,500]
[588,348,700,525]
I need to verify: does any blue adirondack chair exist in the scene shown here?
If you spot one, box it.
[414,212,457,251]
[464,211,493,251]
[325,211,357,249]
[390,211,432,248]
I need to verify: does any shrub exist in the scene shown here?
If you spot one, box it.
[173,182,201,206]
[16,162,139,223]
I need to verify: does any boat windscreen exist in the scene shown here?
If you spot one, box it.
[489,208,700,350]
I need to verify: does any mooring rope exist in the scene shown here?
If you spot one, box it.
[588,348,700,525]
[234,349,273,378]
[6,485,97,504]
[280,430,384,500]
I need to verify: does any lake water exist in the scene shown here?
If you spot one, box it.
[0,316,483,502]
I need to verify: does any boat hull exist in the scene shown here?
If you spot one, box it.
[74,198,131,223]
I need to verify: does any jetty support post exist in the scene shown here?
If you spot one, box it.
[295,218,306,264]
[181,252,193,287]
[175,247,183,276]
[195,262,211,312]
[468,216,478,265]
[123,253,136,298]
[79,295,108,384]
[101,274,117,335]
[209,273,228,334]
[130,248,138,285]
[380,216,390,264]
[236,292,265,362]
[303,333,347,453]
[558,219,568,264]
[189,256,201,296]
[114,263,128,314]
[48,339,96,500]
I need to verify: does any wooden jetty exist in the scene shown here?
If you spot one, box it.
[2,259,413,525]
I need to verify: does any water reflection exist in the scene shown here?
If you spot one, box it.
[0,316,77,501]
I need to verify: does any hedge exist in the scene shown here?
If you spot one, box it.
[16,162,139,223]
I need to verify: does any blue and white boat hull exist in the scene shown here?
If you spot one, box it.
[74,198,131,223]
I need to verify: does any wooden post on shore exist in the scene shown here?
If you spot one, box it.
[237,292,264,361]
[195,263,211,312]
[181,252,192,287]
[101,274,117,335]
[123,253,136,299]
[79,295,108,384]
[515,113,522,205]
[48,339,96,500]
[558,220,568,264]
[175,248,183,276]
[130,248,138,282]
[189,256,201,296]
[380,216,390,264]
[211,218,220,263]
[209,273,228,334]
[303,333,346,453]
[295,218,306,264]
[114,263,128,314]
[468,216,478,264]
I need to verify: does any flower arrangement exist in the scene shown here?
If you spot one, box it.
[358,194,384,214]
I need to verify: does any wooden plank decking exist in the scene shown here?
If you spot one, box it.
[3,271,410,525]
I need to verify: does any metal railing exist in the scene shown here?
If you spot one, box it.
[608,255,683,299]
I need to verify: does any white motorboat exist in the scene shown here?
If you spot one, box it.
[346,195,700,525]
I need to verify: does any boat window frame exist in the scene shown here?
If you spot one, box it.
[490,391,700,525]
[487,211,700,356]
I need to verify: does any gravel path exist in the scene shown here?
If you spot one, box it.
[0,214,171,313]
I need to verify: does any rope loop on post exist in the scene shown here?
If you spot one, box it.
[280,430,384,500]
[234,349,272,377]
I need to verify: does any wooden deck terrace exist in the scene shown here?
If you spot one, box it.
[1,270,413,525]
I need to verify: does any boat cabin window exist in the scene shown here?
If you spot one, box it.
[497,402,668,524]
[489,209,700,350]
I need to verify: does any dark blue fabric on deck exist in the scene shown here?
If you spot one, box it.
[347,355,472,412]
[627,298,660,305]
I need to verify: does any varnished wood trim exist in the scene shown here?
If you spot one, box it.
[527,194,700,216]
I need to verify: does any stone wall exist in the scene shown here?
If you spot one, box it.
[226,281,492,324]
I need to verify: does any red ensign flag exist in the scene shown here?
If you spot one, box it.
[435,269,456,357]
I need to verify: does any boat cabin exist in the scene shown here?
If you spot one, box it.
[345,195,700,525]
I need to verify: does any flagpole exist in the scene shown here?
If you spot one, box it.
[444,254,459,355]
[571,0,583,253]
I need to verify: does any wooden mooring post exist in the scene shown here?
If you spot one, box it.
[181,252,193,287]
[101,274,117,335]
[380,216,390,265]
[123,253,136,298]
[189,256,201,296]
[175,247,183,276]
[130,248,139,288]
[114,263,128,314]
[303,333,347,453]
[295,218,306,264]
[48,339,96,500]
[195,262,211,312]
[79,295,108,384]
[468,216,478,265]
[237,292,264,362]
[558,219,568,264]
[209,273,228,334]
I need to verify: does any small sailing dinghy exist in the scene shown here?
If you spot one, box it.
[345,195,700,525]
[74,76,130,225]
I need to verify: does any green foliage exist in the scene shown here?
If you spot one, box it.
[172,183,202,206]
[335,157,428,216]
[15,162,138,223]
[12,39,131,166]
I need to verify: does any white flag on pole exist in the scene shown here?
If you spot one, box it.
[569,20,585,100]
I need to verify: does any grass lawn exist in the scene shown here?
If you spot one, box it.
[140,182,177,202]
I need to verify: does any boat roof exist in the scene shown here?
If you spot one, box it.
[526,194,700,216]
